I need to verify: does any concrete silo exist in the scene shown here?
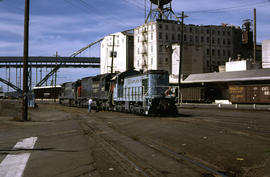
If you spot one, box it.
[262,39,270,68]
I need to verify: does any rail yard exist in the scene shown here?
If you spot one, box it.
[0,0,270,177]
[0,100,269,177]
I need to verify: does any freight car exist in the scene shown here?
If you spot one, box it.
[33,86,62,99]
[180,86,221,103]
[229,84,270,104]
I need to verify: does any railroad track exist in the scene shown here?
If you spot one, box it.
[78,116,159,177]
[89,116,228,177]
[140,138,227,177]
[61,106,229,176]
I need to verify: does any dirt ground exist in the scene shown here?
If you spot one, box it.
[0,101,270,177]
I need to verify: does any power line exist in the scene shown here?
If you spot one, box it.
[64,0,136,30]
[186,0,270,14]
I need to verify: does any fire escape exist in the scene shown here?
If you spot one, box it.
[142,25,149,71]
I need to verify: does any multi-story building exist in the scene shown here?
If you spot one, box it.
[262,39,270,68]
[134,20,243,81]
[100,30,134,74]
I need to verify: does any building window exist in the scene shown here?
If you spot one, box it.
[228,50,231,57]
[206,29,209,34]
[223,50,226,57]
[189,27,193,32]
[159,58,162,64]
[201,28,204,34]
[190,35,193,42]
[137,48,140,55]
[151,58,153,65]
[195,28,199,33]
[212,30,215,34]
[223,31,225,35]
[207,37,209,43]
[165,58,168,63]
[159,24,162,29]
[137,37,140,43]
[223,39,226,45]
[166,33,169,40]
[212,37,215,44]
[151,45,153,53]
[151,33,153,40]
[137,60,139,67]
[172,34,175,41]
[228,31,231,35]
[195,36,198,42]
[207,60,210,67]
[172,25,175,31]
[184,34,187,41]
[207,48,210,56]
[159,32,162,39]
[217,38,220,44]
[177,34,181,41]
[217,30,220,35]
[159,45,163,52]
[201,36,204,43]
[212,49,215,56]
[227,38,231,45]
[165,25,169,30]
[218,49,220,56]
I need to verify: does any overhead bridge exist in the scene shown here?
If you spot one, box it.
[0,56,100,68]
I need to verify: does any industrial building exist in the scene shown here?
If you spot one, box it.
[100,0,263,89]
[132,0,258,84]
[100,29,134,74]
[134,21,243,73]
[262,39,270,68]
[181,68,270,103]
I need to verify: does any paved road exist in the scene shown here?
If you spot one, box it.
[0,103,269,177]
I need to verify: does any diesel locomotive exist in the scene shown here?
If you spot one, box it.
[59,70,178,115]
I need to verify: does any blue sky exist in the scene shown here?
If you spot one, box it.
[0,0,270,91]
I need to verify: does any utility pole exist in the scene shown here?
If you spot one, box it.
[111,35,115,74]
[22,0,30,121]
[54,51,58,102]
[209,26,212,72]
[253,8,257,64]
[178,11,188,104]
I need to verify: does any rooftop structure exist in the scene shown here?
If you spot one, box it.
[183,68,270,84]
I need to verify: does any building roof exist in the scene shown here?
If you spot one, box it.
[121,29,134,36]
[183,69,270,84]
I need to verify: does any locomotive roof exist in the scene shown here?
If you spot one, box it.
[183,68,270,83]
[144,70,169,74]
[92,73,115,80]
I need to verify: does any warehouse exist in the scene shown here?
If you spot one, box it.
[181,68,270,103]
